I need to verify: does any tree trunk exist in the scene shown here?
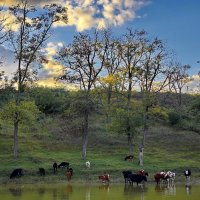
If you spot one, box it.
[107,84,112,105]
[13,120,19,159]
[82,110,89,160]
[127,133,133,155]
[106,84,112,123]
[139,145,144,166]
[139,105,149,166]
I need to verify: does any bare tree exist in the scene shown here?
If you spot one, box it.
[3,0,67,158]
[58,30,107,159]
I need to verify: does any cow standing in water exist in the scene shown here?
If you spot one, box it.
[154,171,175,185]
[122,171,132,184]
[184,169,191,181]
[128,174,147,185]
[66,168,73,181]
[184,169,191,189]
[99,174,110,183]
[137,169,149,177]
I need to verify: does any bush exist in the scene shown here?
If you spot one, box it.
[168,111,181,125]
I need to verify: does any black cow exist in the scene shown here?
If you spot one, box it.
[10,168,23,179]
[53,162,58,174]
[122,170,132,184]
[38,168,45,176]
[58,162,69,168]
[128,174,147,185]
[184,169,191,183]
[184,169,191,178]
[124,155,134,161]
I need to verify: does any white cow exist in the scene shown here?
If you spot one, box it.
[86,161,90,169]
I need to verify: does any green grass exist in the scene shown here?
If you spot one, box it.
[0,120,200,184]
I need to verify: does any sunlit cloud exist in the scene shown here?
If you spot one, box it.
[1,0,150,32]
[36,77,78,90]
[186,75,200,94]
[42,42,64,77]
[36,77,65,88]
[0,10,19,31]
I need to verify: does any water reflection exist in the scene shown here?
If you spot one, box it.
[124,184,148,200]
[184,177,192,195]
[38,187,46,196]
[1,183,199,200]
[185,185,192,195]
[9,187,23,197]
[155,184,176,196]
[98,184,110,192]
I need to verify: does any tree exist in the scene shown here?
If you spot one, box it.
[58,30,106,159]
[0,7,7,45]
[0,100,40,149]
[29,87,68,114]
[98,30,121,107]
[137,37,171,166]
[3,0,67,158]
[113,29,146,156]
[168,63,191,106]
[108,99,143,155]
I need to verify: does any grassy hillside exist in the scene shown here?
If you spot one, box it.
[0,115,200,184]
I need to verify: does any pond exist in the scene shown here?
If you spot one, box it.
[0,183,199,200]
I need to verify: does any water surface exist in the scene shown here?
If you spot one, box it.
[0,183,198,200]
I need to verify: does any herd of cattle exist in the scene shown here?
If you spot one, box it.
[9,160,192,185]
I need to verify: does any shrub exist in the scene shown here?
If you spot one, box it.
[168,111,181,125]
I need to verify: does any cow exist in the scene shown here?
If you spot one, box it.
[154,171,175,185]
[99,174,110,183]
[128,174,147,185]
[38,168,45,176]
[184,169,191,185]
[58,162,69,168]
[10,168,23,179]
[166,171,175,184]
[184,169,191,179]
[86,161,90,169]
[122,170,132,184]
[66,168,73,181]
[137,169,149,177]
[53,162,58,174]
[124,155,134,161]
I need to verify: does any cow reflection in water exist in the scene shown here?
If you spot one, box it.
[9,188,23,197]
[185,185,192,195]
[99,184,110,192]
[124,184,147,200]
[52,184,73,200]
[38,187,46,197]
[155,184,176,196]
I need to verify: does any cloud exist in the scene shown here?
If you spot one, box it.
[186,75,200,94]
[1,0,150,32]
[0,10,20,31]
[0,45,16,77]
[41,42,64,77]
[0,0,64,6]
[54,0,150,31]
[36,77,78,90]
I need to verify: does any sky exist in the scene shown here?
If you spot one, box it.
[0,0,200,90]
